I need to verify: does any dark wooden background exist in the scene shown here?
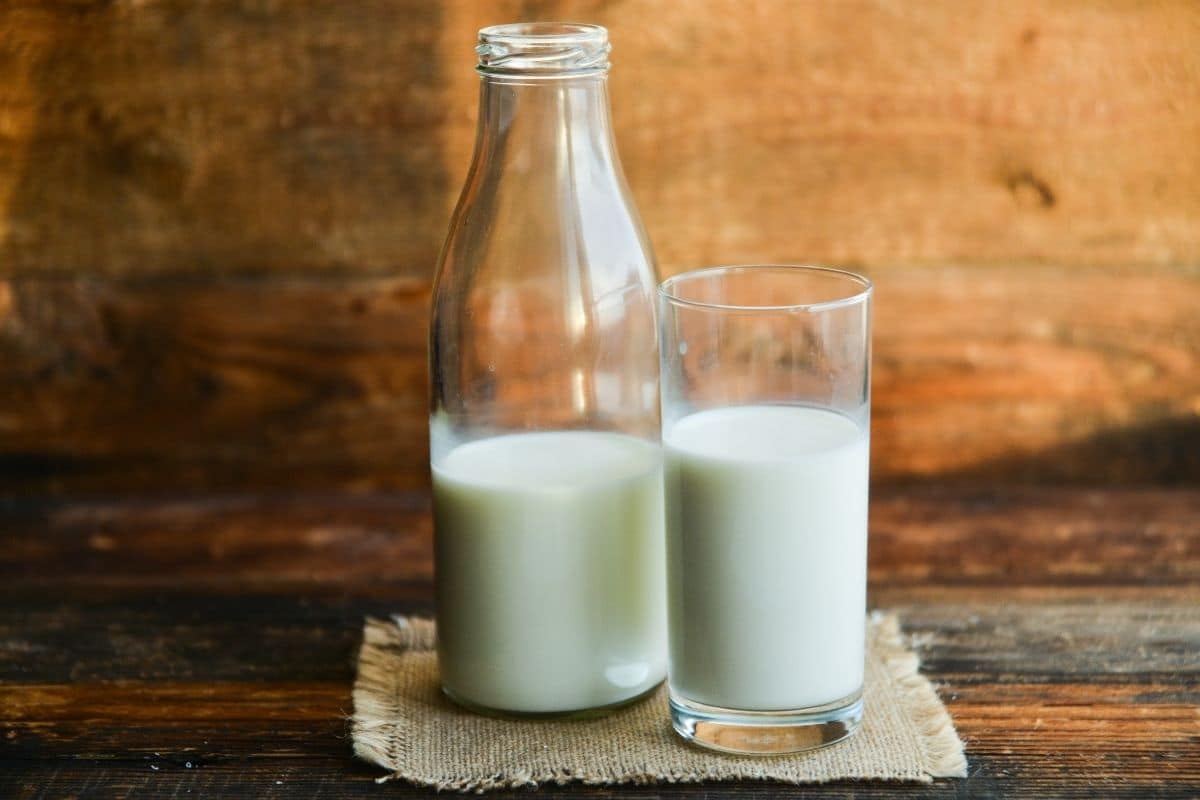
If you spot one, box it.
[2,0,1197,496]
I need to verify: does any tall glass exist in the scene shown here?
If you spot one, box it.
[659,265,872,754]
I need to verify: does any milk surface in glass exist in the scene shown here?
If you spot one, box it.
[665,404,868,711]
[433,430,667,714]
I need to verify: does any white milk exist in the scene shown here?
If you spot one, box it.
[432,431,667,714]
[664,405,869,712]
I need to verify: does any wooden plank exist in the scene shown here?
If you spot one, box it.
[872,265,1200,483]
[3,677,1197,778]
[896,601,1200,681]
[0,493,435,590]
[562,0,1200,272]
[2,265,1197,493]
[0,592,397,683]
[1,1,1198,278]
[867,488,1200,588]
[2,585,1194,683]
[0,603,1195,794]
[0,0,451,278]
[1,763,1194,800]
[2,591,1194,686]
[2,682,352,760]
[2,489,1196,592]
[0,277,431,494]
[4,678,1196,762]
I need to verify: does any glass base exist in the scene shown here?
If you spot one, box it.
[669,689,863,755]
[442,679,662,721]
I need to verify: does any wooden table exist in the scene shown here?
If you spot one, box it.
[2,487,1197,798]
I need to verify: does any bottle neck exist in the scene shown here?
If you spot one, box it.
[473,74,619,174]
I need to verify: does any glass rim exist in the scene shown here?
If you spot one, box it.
[658,265,873,313]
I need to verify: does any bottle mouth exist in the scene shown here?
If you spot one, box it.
[477,22,610,77]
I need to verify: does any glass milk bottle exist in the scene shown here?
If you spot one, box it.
[428,23,665,716]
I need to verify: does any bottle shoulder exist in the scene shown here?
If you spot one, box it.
[434,187,657,304]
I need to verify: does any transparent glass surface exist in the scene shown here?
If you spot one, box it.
[428,23,665,717]
[659,265,873,753]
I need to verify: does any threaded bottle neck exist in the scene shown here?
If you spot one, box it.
[476,22,610,78]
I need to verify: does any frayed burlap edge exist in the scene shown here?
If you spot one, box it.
[351,612,967,791]
[351,616,435,776]
[868,611,968,779]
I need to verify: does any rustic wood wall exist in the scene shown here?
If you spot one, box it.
[1,0,1197,494]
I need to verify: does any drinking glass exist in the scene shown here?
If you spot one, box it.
[659,265,872,754]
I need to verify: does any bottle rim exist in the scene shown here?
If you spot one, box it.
[477,22,611,77]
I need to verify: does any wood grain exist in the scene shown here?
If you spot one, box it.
[3,265,1196,493]
[2,488,1197,593]
[1,0,1198,278]
[0,489,1197,798]
[870,265,1200,483]
[0,277,431,494]
[0,0,451,278]
[1,763,1194,800]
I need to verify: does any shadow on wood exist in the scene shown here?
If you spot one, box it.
[934,417,1200,486]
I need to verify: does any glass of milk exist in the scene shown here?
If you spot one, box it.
[659,265,872,754]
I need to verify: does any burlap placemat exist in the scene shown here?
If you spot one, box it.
[351,612,966,791]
